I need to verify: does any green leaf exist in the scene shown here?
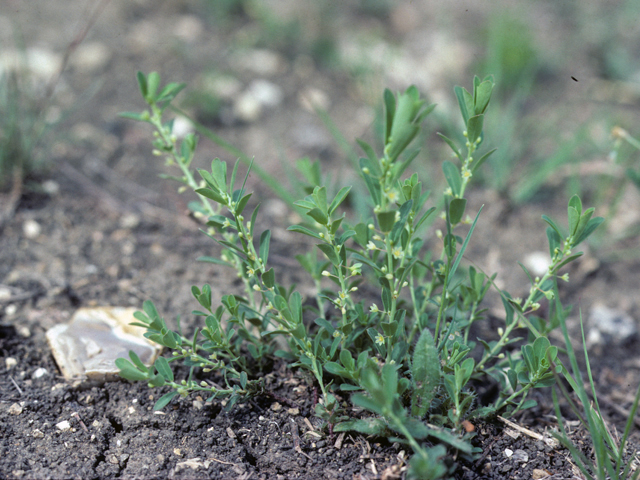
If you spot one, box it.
[408,446,448,480]
[312,186,328,214]
[442,161,462,197]
[337,230,356,245]
[287,225,324,241]
[328,186,352,216]
[542,215,563,239]
[449,206,483,279]
[473,78,493,115]
[162,330,177,349]
[377,210,396,233]
[573,216,604,247]
[415,206,436,230]
[211,159,228,192]
[471,148,497,174]
[454,85,473,127]
[411,329,441,417]
[128,351,149,373]
[146,71,161,101]
[259,230,271,266]
[195,187,226,205]
[119,111,147,122]
[235,192,252,216]
[306,207,328,226]
[157,82,186,103]
[154,357,174,382]
[324,361,349,377]
[262,268,275,289]
[115,358,148,381]
[568,206,580,237]
[546,226,561,259]
[340,349,355,371]
[329,216,345,236]
[362,172,381,206]
[553,252,584,272]
[517,261,534,285]
[466,114,484,144]
[351,393,385,417]
[314,317,336,336]
[449,198,467,225]
[568,194,582,216]
[437,133,461,160]
[154,391,179,411]
[382,287,392,312]
[357,140,379,168]
[389,200,412,243]
[335,417,388,436]
[317,243,340,266]
[383,88,396,144]
[444,233,457,258]
[136,71,148,99]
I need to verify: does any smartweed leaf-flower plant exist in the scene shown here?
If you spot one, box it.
[117,72,604,478]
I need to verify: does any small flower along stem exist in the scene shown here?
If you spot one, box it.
[145,101,265,310]
[456,134,481,200]
[147,105,216,218]
[474,234,577,373]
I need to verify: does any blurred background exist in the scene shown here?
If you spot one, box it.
[1,0,639,283]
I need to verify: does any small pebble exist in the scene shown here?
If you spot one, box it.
[69,42,111,73]
[588,303,637,345]
[5,357,17,369]
[512,449,528,463]
[6,304,18,316]
[532,469,552,480]
[0,287,11,301]
[41,180,60,195]
[17,325,30,337]
[32,368,48,379]
[504,448,513,458]
[8,403,23,415]
[56,420,71,431]
[32,429,44,438]
[23,219,42,239]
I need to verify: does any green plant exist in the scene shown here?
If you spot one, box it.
[117,72,604,478]
[551,289,640,480]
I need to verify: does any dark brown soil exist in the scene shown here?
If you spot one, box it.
[2,1,640,479]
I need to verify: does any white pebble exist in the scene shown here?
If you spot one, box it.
[23,219,42,239]
[41,180,60,195]
[504,448,513,458]
[5,357,17,369]
[17,325,30,337]
[56,420,71,431]
[32,367,48,379]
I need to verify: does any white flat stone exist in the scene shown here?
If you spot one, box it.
[46,307,161,386]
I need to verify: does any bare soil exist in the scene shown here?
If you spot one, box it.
[2,1,640,479]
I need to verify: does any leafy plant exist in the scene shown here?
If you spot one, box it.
[551,290,640,480]
[117,72,603,478]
